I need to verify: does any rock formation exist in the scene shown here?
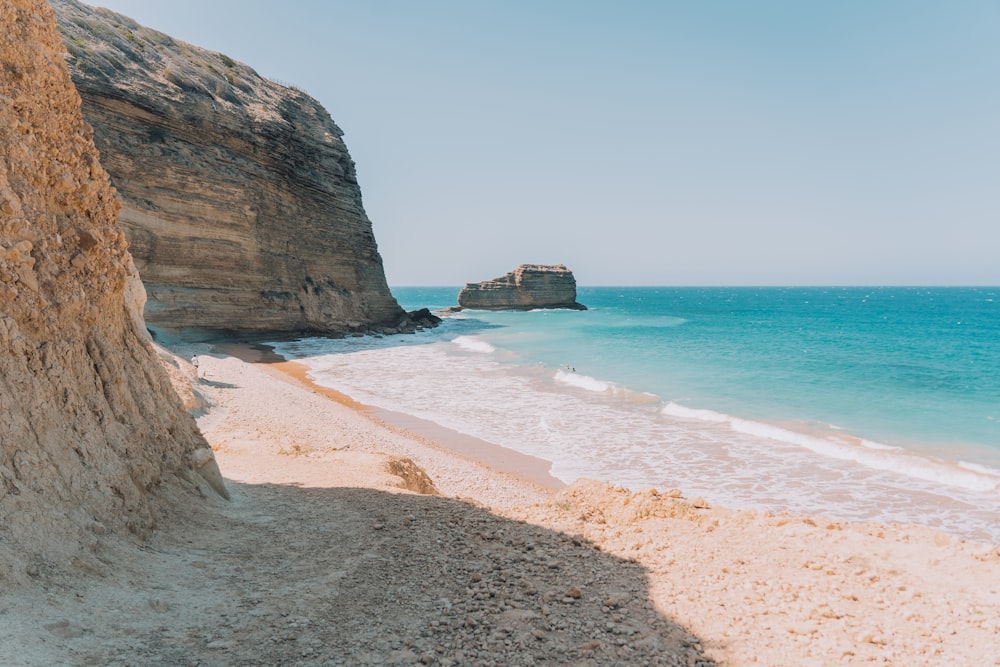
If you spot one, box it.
[0,0,223,585]
[52,0,414,336]
[457,264,587,311]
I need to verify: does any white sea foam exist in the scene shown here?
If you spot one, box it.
[274,331,1000,543]
[661,402,730,423]
[959,461,1000,478]
[451,336,495,354]
[859,439,902,452]
[553,369,613,393]
[528,307,582,312]
[553,370,662,406]
[662,403,999,493]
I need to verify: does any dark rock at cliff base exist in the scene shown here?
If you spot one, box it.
[458,264,587,311]
[370,308,442,335]
[404,308,443,329]
[52,0,406,336]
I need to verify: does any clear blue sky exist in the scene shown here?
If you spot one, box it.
[86,1,1000,286]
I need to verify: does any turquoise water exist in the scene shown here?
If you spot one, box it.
[275,286,1000,542]
[404,286,1000,456]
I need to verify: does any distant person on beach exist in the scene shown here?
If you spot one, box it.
[191,354,201,379]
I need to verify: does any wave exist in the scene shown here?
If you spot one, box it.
[554,369,614,393]
[660,402,730,423]
[553,369,661,406]
[451,336,496,354]
[959,460,1000,478]
[858,439,902,452]
[660,402,999,494]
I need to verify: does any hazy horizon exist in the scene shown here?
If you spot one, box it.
[86,1,1000,287]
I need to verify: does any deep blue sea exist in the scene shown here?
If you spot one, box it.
[274,286,1000,542]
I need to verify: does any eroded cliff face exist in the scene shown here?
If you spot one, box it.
[0,0,218,584]
[457,264,587,311]
[52,0,407,336]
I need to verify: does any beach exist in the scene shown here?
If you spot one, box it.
[291,287,1000,545]
[4,343,999,666]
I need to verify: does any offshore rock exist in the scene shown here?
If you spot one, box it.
[0,0,223,586]
[52,0,407,336]
[458,264,586,311]
[404,308,442,329]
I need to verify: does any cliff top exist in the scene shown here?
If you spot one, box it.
[462,263,573,288]
[515,262,570,273]
[53,0,350,171]
[54,1,328,124]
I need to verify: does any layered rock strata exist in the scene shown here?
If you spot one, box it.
[0,0,222,584]
[457,264,586,310]
[52,0,411,336]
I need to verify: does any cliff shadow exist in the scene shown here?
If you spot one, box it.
[19,481,719,666]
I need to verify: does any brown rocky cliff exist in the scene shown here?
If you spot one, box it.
[0,0,221,585]
[52,0,407,336]
[458,264,587,311]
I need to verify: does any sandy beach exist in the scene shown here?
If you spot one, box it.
[4,343,999,666]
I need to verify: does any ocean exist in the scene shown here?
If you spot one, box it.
[273,286,1000,543]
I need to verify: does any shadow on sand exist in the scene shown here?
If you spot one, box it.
[70,481,719,666]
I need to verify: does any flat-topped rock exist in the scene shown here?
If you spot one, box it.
[457,264,586,311]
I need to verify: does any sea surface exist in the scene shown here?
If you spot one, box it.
[273,287,1000,543]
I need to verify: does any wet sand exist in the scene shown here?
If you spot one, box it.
[214,341,565,492]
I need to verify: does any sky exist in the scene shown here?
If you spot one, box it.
[84,1,1000,286]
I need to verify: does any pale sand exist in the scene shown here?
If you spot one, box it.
[3,345,999,666]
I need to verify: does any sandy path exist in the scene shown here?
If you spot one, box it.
[3,348,998,666]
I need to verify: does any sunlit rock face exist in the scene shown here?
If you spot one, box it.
[1,0,215,584]
[53,0,406,336]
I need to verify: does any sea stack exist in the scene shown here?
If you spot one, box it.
[52,0,409,336]
[457,264,586,311]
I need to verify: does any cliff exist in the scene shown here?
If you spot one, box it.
[52,0,411,336]
[0,0,222,585]
[457,264,587,311]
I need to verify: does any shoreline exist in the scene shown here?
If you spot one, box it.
[211,341,564,495]
[257,327,1000,545]
[215,339,1000,545]
[207,338,1000,545]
